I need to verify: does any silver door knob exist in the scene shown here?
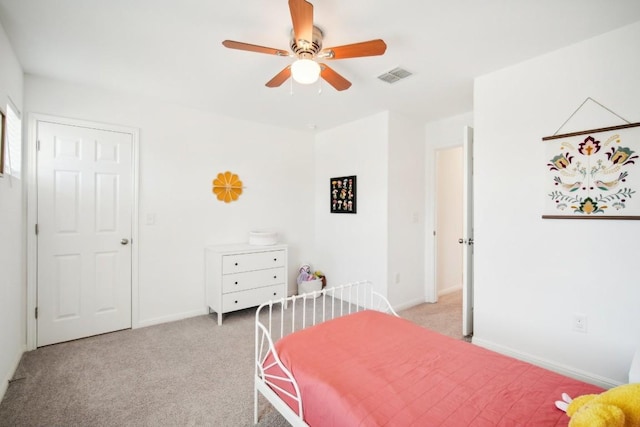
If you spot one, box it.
[458,238,465,244]
[121,238,129,245]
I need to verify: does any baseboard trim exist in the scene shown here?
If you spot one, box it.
[136,308,209,329]
[472,337,620,389]
[438,286,462,297]
[393,297,428,312]
[0,344,26,402]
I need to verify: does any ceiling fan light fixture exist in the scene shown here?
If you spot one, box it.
[291,59,321,84]
[222,1,386,91]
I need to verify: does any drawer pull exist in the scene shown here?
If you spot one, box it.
[273,275,277,279]
[273,292,277,296]
[235,300,238,304]
[235,281,238,285]
[234,262,238,266]
[273,258,277,262]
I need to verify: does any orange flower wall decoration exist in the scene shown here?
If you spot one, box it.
[212,171,243,203]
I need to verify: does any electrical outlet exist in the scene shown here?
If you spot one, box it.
[572,313,588,333]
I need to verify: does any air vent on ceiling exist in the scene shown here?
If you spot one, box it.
[377,67,412,84]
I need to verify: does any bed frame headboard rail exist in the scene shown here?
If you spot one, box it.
[257,280,396,339]
[254,280,397,425]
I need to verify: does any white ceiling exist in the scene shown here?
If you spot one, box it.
[1,0,640,131]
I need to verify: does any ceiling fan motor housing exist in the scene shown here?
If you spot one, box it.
[290,26,324,59]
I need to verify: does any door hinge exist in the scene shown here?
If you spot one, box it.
[37,140,41,151]
[35,224,39,235]
[35,307,38,319]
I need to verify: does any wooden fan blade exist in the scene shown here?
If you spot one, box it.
[289,0,313,44]
[320,39,387,60]
[222,40,289,57]
[266,66,292,88]
[320,64,351,91]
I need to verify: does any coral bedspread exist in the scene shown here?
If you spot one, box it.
[266,310,603,426]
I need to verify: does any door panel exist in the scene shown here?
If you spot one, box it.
[55,254,82,320]
[95,251,118,313]
[96,173,119,230]
[54,170,80,232]
[462,126,474,337]
[37,121,133,347]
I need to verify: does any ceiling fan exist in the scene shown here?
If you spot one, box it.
[222,0,387,91]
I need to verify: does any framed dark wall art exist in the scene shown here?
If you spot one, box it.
[330,175,357,214]
[543,122,640,219]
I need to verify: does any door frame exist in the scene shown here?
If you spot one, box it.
[26,113,140,350]
[425,126,473,334]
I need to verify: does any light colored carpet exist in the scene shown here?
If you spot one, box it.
[401,289,466,340]
[0,290,463,426]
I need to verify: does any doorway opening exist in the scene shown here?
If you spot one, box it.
[433,125,473,338]
[434,146,463,299]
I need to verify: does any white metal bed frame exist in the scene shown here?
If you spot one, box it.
[254,280,398,426]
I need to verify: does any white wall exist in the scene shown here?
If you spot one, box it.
[435,146,463,295]
[473,21,640,386]
[314,112,388,296]
[24,75,315,327]
[387,112,425,308]
[0,20,24,402]
[314,111,426,308]
[424,112,473,301]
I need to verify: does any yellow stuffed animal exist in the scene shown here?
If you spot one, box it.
[556,383,640,427]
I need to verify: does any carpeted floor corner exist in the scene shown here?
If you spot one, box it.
[0,290,463,426]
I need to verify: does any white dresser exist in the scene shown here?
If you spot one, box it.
[205,243,288,325]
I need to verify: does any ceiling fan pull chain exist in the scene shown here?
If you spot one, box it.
[318,78,323,95]
[290,77,294,96]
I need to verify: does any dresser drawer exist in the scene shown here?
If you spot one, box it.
[206,243,288,325]
[222,284,284,313]
[222,250,285,274]
[222,267,285,293]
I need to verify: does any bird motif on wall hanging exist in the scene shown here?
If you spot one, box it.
[593,171,628,191]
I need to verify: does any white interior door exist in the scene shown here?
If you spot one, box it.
[462,126,474,337]
[36,120,133,347]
